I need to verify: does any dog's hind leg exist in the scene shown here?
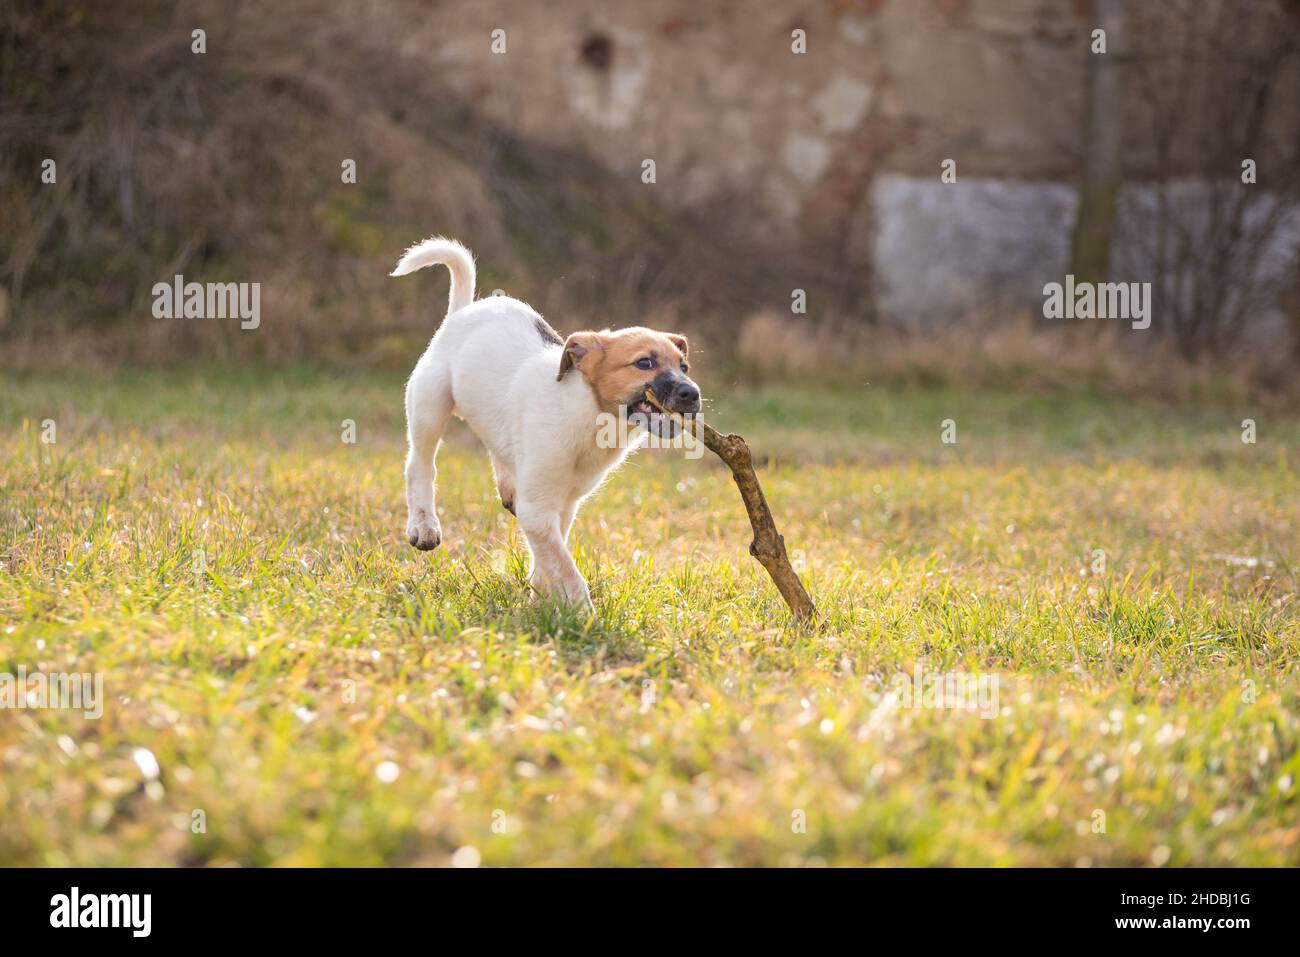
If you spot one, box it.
[490,453,516,516]
[404,369,454,551]
[559,498,579,544]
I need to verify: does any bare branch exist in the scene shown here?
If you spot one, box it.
[643,390,817,625]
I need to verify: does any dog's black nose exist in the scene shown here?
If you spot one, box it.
[675,382,700,411]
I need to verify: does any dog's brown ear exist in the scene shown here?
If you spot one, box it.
[666,334,689,359]
[558,332,599,380]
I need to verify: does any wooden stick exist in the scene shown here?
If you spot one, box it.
[644,390,818,624]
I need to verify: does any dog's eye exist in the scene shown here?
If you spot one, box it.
[681,363,689,373]
[634,357,654,370]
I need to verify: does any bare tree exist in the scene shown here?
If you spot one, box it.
[1124,0,1300,359]
[1069,0,1127,286]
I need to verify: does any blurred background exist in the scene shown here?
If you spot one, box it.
[2,0,1298,395]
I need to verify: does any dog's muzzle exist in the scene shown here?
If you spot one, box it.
[650,371,701,415]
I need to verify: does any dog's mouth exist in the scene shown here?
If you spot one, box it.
[629,382,701,417]
[623,392,682,438]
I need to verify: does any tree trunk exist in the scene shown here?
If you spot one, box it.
[1069,0,1126,286]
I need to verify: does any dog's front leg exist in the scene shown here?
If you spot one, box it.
[516,497,592,611]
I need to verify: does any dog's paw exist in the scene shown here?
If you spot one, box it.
[528,588,594,615]
[406,514,442,551]
[532,575,593,614]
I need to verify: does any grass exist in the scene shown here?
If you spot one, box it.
[1,364,1297,866]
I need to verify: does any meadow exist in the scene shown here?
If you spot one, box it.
[1,365,1297,865]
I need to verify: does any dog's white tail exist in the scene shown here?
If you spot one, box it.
[389,236,477,316]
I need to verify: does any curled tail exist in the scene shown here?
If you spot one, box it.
[389,236,476,316]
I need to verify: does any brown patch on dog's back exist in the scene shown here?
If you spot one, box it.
[534,316,564,346]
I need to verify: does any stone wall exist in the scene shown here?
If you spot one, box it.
[399,0,1298,337]
[407,0,1089,230]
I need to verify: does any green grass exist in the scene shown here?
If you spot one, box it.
[1,365,1297,866]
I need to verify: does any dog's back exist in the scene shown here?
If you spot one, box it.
[439,297,571,437]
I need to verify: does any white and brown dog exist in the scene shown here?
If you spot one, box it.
[391,237,701,611]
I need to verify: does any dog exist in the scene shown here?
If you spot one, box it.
[391,237,702,611]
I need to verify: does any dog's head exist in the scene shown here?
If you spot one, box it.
[556,326,701,437]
